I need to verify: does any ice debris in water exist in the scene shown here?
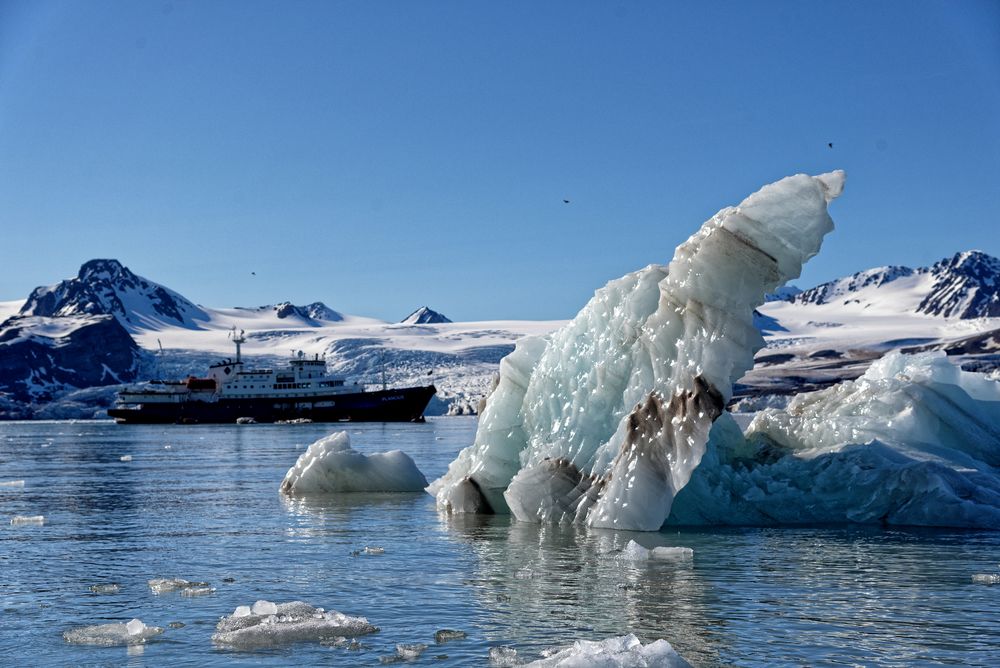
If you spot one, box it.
[435,629,467,643]
[668,351,1000,528]
[381,643,428,662]
[148,578,210,594]
[180,586,215,597]
[429,172,844,531]
[63,618,164,646]
[120,455,132,462]
[280,432,428,494]
[526,633,691,667]
[89,583,121,594]
[212,601,378,647]
[489,646,519,666]
[972,573,1000,585]
[0,480,25,487]
[363,546,385,555]
[10,515,44,526]
[621,540,693,561]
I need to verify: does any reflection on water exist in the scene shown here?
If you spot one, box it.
[2,419,999,666]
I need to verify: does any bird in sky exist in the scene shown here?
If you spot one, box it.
[827,142,833,148]
[563,199,570,204]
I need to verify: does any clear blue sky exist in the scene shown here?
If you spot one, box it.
[1,1,998,321]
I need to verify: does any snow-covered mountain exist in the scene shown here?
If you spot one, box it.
[793,251,1000,318]
[19,259,208,332]
[233,302,344,325]
[739,250,1000,405]
[401,306,452,324]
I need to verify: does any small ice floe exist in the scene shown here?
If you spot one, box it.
[280,432,428,494]
[277,418,313,424]
[435,629,467,643]
[236,417,257,424]
[620,540,693,562]
[89,583,121,594]
[0,480,25,487]
[168,622,185,629]
[381,643,428,663]
[363,546,385,556]
[211,600,378,648]
[163,445,172,450]
[320,636,364,650]
[63,618,164,646]
[527,633,691,667]
[180,586,215,597]
[972,573,1000,585]
[489,646,519,666]
[148,578,210,594]
[120,455,133,462]
[10,515,44,526]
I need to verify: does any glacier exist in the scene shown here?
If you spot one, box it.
[428,171,846,530]
[668,351,1000,528]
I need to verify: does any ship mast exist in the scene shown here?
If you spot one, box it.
[230,327,246,364]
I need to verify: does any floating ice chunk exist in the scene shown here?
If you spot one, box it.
[489,646,519,666]
[651,546,693,560]
[395,643,428,660]
[972,574,1000,585]
[430,172,843,531]
[0,480,25,487]
[212,600,378,647]
[63,618,164,646]
[89,583,121,594]
[280,432,428,494]
[435,629,467,643]
[363,546,385,555]
[251,600,278,615]
[10,515,44,526]
[233,605,252,618]
[621,540,651,561]
[120,455,132,462]
[180,586,215,597]
[148,578,210,594]
[526,633,691,667]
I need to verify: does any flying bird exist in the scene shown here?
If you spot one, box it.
[563,199,570,204]
[827,142,833,148]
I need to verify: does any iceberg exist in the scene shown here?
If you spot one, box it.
[527,634,691,667]
[280,432,428,494]
[211,600,377,647]
[669,351,1000,528]
[429,171,845,530]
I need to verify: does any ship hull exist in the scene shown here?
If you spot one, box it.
[108,385,436,424]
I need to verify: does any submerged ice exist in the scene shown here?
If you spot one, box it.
[63,618,163,646]
[429,171,845,530]
[281,432,427,494]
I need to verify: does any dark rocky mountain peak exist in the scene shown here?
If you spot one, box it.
[401,307,452,325]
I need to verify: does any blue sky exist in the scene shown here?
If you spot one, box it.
[1,0,998,321]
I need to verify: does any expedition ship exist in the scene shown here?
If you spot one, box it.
[108,331,436,424]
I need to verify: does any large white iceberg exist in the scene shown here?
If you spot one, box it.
[429,171,845,530]
[280,432,427,494]
[669,352,1000,528]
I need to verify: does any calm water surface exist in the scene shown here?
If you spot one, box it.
[1,418,998,666]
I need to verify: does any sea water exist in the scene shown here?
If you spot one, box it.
[1,418,998,666]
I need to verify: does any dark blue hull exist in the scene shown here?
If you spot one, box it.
[108,385,436,424]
